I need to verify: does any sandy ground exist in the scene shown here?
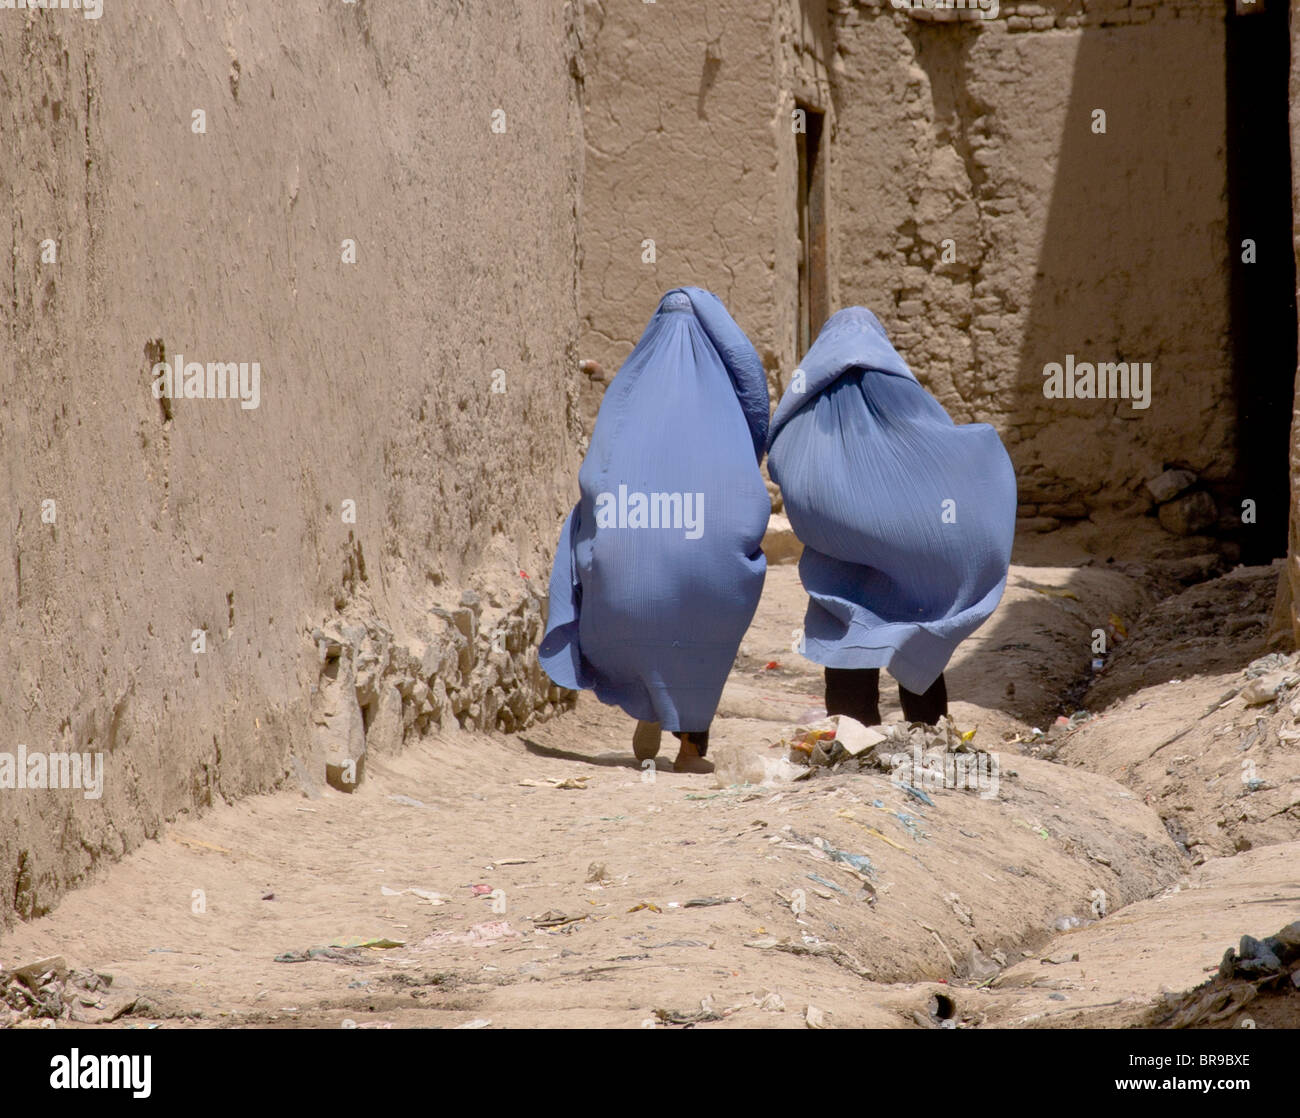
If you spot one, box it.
[2,557,1298,1029]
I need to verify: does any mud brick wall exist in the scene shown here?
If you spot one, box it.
[831,0,1231,516]
[0,1,584,925]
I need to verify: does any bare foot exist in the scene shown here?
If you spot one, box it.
[633,720,662,761]
[672,734,714,774]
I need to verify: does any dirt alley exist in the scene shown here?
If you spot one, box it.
[2,530,1298,1030]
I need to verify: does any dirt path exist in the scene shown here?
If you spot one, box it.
[2,562,1297,1029]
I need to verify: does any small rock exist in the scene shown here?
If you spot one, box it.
[1145,468,1197,504]
[966,948,1000,983]
[1267,921,1300,964]
[804,1004,828,1029]
[1016,516,1060,534]
[1157,490,1217,536]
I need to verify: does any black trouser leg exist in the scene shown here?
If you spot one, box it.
[671,729,709,756]
[899,672,948,725]
[823,667,882,726]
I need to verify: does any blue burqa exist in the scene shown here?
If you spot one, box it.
[539,288,770,731]
[767,307,1016,694]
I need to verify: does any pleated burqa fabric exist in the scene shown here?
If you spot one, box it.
[767,307,1016,694]
[539,288,770,731]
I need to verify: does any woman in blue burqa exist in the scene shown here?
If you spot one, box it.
[539,288,771,772]
[767,307,1016,726]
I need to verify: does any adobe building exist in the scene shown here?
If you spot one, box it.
[579,0,1295,568]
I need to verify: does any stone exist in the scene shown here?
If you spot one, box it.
[1157,490,1217,536]
[1145,468,1197,504]
[1263,921,1300,966]
[312,626,346,659]
[312,657,367,792]
[1016,516,1060,534]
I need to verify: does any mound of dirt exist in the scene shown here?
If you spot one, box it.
[1056,653,1300,863]
[1084,564,1280,712]
[1145,919,1300,1029]
[970,842,1300,1029]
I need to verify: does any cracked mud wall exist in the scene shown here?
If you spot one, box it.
[577,0,833,409]
[832,1,1231,516]
[0,1,584,924]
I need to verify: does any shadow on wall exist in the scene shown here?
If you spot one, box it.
[894,6,1283,550]
[1007,4,1291,556]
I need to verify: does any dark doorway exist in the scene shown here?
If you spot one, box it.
[796,101,829,358]
[1226,0,1296,562]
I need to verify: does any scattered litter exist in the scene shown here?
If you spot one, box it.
[1241,671,1297,706]
[836,717,888,757]
[816,841,874,877]
[416,921,521,948]
[744,937,873,979]
[653,1000,724,1025]
[519,776,589,790]
[627,902,663,914]
[806,874,846,895]
[530,910,588,928]
[805,1004,829,1029]
[684,896,739,908]
[1244,652,1292,679]
[900,783,934,807]
[382,886,449,905]
[715,752,807,787]
[275,947,370,965]
[329,936,405,950]
[892,812,928,842]
[836,808,910,849]
[455,1018,492,1029]
[493,857,535,866]
[469,884,493,896]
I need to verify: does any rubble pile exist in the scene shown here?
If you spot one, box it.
[306,582,575,791]
[1,956,121,1029]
